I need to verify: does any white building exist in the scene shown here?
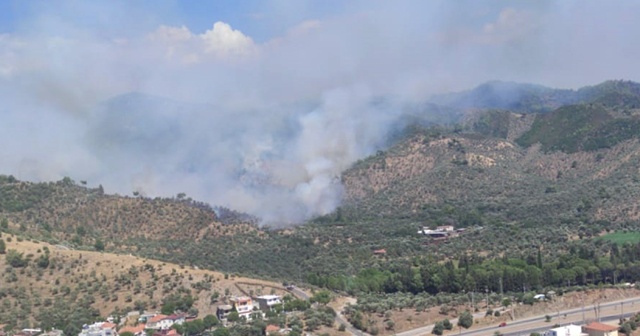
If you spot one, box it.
[78,322,118,336]
[145,314,185,330]
[230,296,254,320]
[544,324,588,336]
[255,295,282,312]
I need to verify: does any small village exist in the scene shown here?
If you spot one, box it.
[0,294,296,336]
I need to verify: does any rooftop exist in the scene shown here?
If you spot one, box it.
[584,322,618,332]
[119,324,146,335]
[101,323,117,330]
[147,314,168,323]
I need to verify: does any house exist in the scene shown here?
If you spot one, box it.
[137,312,157,323]
[118,324,146,336]
[372,249,386,256]
[255,295,282,312]
[418,229,449,238]
[78,322,117,336]
[162,314,186,329]
[437,225,455,232]
[230,296,254,320]
[583,322,619,336]
[145,315,168,330]
[544,324,587,336]
[152,329,181,336]
[146,314,185,330]
[265,325,280,336]
[216,305,233,322]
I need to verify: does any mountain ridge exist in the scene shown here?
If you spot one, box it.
[2,79,640,291]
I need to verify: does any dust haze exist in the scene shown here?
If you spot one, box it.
[0,1,638,225]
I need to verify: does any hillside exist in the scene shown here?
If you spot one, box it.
[343,83,640,226]
[0,176,258,250]
[0,233,293,334]
[3,80,640,305]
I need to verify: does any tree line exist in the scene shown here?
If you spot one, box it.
[307,240,640,295]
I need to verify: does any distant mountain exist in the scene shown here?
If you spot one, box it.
[342,80,640,225]
[430,79,640,113]
[429,81,574,112]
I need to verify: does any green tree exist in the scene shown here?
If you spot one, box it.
[620,323,632,336]
[210,291,220,304]
[0,239,5,254]
[6,249,27,267]
[203,314,219,329]
[458,310,473,331]
[311,290,331,305]
[432,321,444,335]
[120,332,134,336]
[0,218,7,230]
[94,239,105,251]
[212,327,230,336]
[36,253,50,268]
[443,319,453,330]
[386,320,395,330]
[227,312,240,323]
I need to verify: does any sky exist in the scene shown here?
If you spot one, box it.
[0,1,639,224]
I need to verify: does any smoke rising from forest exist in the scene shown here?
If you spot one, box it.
[0,1,638,224]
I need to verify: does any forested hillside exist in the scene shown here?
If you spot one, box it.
[2,80,640,305]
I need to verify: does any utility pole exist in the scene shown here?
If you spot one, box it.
[621,302,624,321]
[581,296,585,324]
[471,291,475,311]
[598,302,601,322]
[486,288,489,309]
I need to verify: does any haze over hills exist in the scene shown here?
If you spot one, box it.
[5,79,640,335]
[4,2,640,335]
[1,79,640,276]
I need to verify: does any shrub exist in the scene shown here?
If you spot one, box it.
[6,249,27,267]
[443,319,453,330]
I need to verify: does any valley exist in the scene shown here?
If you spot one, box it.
[3,80,640,336]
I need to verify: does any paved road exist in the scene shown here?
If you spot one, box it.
[442,295,640,336]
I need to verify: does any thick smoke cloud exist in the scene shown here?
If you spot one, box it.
[0,1,638,224]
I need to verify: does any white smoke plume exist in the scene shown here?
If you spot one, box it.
[0,1,638,225]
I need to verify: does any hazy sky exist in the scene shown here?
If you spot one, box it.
[0,1,638,224]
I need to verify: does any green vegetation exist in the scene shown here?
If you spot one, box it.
[5,249,28,267]
[598,232,640,244]
[516,104,613,153]
[468,110,512,139]
[1,79,640,334]
[458,310,473,330]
